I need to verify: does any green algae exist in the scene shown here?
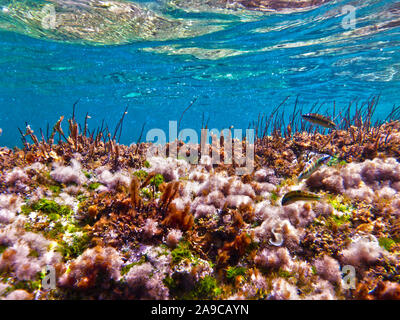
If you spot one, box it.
[0,245,8,254]
[76,194,88,203]
[133,170,148,180]
[181,275,220,300]
[3,278,41,295]
[150,174,164,190]
[121,256,147,276]
[163,276,177,291]
[28,249,40,258]
[140,187,153,199]
[19,198,91,260]
[330,214,351,228]
[311,265,318,275]
[226,266,246,281]
[171,241,194,264]
[278,269,295,279]
[57,233,91,260]
[26,198,72,216]
[88,182,101,190]
[48,185,61,195]
[192,276,219,299]
[328,196,355,214]
[143,161,151,168]
[327,156,347,168]
[379,237,396,251]
[82,170,92,179]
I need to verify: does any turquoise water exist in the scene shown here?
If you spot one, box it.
[0,0,400,147]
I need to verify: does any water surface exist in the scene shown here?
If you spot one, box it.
[0,0,399,147]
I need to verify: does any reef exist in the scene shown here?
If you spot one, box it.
[1,97,400,300]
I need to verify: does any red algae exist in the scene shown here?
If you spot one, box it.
[1,107,400,300]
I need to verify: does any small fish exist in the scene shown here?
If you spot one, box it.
[302,113,336,129]
[298,154,331,180]
[281,190,321,206]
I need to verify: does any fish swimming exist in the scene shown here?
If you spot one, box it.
[298,154,331,180]
[281,190,321,206]
[302,113,336,129]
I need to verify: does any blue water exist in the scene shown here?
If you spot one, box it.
[0,0,400,147]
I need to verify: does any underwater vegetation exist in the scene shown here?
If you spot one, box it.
[1,96,400,300]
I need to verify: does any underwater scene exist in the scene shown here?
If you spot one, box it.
[1,0,400,301]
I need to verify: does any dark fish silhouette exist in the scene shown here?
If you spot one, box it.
[281,190,321,206]
[302,113,336,129]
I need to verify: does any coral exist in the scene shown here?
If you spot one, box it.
[0,216,62,282]
[226,195,253,209]
[0,209,16,225]
[125,262,169,300]
[360,158,400,188]
[255,247,292,270]
[304,279,336,300]
[1,111,400,300]
[95,167,130,189]
[5,168,29,192]
[142,218,161,239]
[0,194,23,213]
[50,159,87,185]
[165,229,183,248]
[254,217,300,249]
[306,157,400,206]
[355,279,400,300]
[59,246,122,289]
[254,201,280,221]
[254,168,276,183]
[306,167,344,194]
[241,269,268,298]
[314,255,342,285]
[0,282,9,296]
[340,236,385,268]
[193,204,216,219]
[372,281,400,299]
[2,289,33,300]
[269,278,299,300]
[147,156,190,182]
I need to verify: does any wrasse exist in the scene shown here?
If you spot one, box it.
[302,113,336,129]
[298,154,331,180]
[281,190,321,206]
